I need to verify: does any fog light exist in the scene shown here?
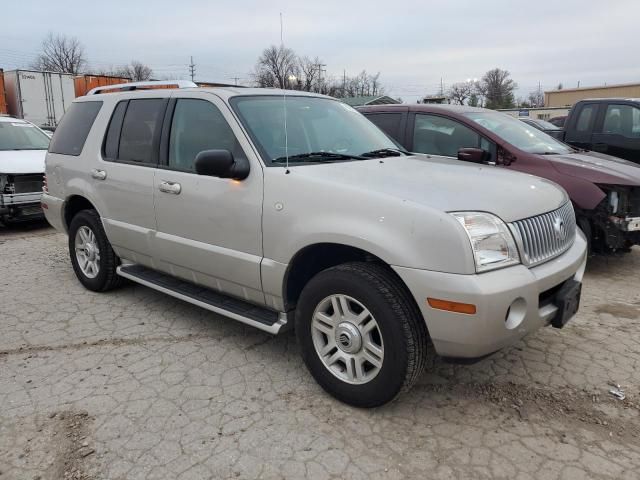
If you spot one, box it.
[505,298,526,330]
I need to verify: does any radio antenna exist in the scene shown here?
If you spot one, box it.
[280,12,290,173]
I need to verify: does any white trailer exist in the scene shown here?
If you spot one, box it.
[4,70,75,127]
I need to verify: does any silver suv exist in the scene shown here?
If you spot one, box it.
[43,81,587,407]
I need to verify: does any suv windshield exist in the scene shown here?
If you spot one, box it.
[231,96,399,164]
[465,111,573,155]
[0,121,50,151]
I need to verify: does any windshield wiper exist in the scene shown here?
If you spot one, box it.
[360,148,408,158]
[273,152,365,163]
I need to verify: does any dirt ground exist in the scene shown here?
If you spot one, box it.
[1,222,639,479]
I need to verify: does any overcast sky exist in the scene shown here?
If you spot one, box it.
[1,0,638,103]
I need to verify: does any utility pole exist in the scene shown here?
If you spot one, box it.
[342,69,346,97]
[537,80,542,107]
[439,78,444,96]
[232,76,240,86]
[316,62,326,93]
[189,56,196,82]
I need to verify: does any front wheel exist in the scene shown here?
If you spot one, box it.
[68,209,123,292]
[295,262,428,407]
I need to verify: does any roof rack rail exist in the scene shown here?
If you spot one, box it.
[88,80,198,95]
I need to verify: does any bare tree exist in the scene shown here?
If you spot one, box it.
[115,61,153,81]
[298,56,321,92]
[32,33,86,74]
[253,45,299,89]
[481,68,517,109]
[447,82,472,105]
[528,89,544,108]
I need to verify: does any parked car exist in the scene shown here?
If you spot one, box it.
[519,117,565,140]
[548,116,567,128]
[0,116,49,223]
[359,104,640,252]
[563,98,640,163]
[43,81,586,407]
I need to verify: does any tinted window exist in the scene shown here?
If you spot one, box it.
[365,113,403,142]
[118,99,165,163]
[575,104,595,132]
[168,99,241,171]
[413,114,480,157]
[603,104,640,138]
[103,101,127,159]
[49,102,102,156]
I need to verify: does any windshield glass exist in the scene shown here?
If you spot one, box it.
[465,111,574,155]
[0,121,50,151]
[231,96,398,164]
[0,121,49,150]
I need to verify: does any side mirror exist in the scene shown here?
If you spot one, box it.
[194,149,249,180]
[457,147,492,164]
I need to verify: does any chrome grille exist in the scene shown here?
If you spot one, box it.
[510,202,576,267]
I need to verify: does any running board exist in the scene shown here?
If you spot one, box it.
[117,264,288,334]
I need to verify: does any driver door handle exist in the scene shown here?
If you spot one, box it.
[91,169,107,180]
[159,181,181,195]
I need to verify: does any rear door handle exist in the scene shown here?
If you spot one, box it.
[91,169,107,180]
[159,181,181,195]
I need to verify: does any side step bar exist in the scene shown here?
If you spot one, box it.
[117,264,288,334]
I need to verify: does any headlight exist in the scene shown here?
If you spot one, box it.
[451,212,520,272]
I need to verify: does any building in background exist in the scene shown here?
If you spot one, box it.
[340,95,400,107]
[545,82,640,107]
[420,95,448,104]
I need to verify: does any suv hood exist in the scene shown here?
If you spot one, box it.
[291,155,567,222]
[548,151,640,186]
[0,150,47,174]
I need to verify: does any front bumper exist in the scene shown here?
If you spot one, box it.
[394,231,588,359]
[0,192,43,218]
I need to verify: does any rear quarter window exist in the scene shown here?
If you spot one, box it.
[49,102,103,156]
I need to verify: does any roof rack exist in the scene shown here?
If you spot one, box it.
[88,80,198,95]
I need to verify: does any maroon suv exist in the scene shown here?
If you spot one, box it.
[358,104,640,252]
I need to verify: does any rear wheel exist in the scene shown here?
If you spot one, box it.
[68,209,123,292]
[295,262,428,407]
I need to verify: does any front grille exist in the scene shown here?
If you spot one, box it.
[12,174,45,194]
[510,202,576,267]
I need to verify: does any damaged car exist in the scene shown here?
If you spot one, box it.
[0,116,49,224]
[359,104,640,252]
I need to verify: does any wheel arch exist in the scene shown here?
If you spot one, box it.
[64,195,98,231]
[282,242,421,317]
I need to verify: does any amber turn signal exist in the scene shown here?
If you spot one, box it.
[427,298,477,315]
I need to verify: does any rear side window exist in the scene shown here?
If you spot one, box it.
[103,101,127,159]
[118,99,166,163]
[365,113,403,143]
[49,102,102,156]
[575,104,595,132]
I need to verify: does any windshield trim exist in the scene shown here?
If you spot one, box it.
[229,94,399,167]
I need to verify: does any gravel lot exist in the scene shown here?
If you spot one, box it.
[1,223,640,480]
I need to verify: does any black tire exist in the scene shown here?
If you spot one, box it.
[68,209,123,292]
[295,262,429,407]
